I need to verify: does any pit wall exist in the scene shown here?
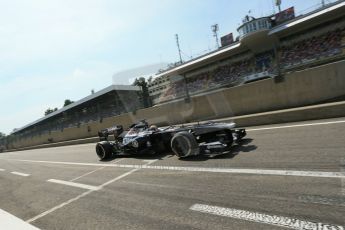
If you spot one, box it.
[8,60,345,149]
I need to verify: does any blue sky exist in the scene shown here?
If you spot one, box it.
[0,0,336,134]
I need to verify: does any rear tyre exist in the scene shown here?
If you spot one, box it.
[96,142,113,160]
[171,132,199,158]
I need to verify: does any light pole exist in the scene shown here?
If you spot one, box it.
[175,34,183,64]
[211,24,220,49]
[276,0,282,12]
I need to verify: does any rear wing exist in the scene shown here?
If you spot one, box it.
[98,125,123,141]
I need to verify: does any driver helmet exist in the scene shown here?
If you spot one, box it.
[149,125,158,131]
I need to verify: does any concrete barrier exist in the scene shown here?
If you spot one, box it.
[5,100,345,152]
[217,100,345,127]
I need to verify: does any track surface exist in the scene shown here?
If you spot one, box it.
[0,118,345,229]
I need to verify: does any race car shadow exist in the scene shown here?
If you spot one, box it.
[179,138,257,161]
[101,152,172,162]
[132,152,174,161]
[238,138,253,145]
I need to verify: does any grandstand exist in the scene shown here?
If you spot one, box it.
[279,19,344,68]
[151,0,345,105]
[10,85,142,142]
[148,75,171,103]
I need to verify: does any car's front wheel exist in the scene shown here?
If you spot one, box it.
[171,132,199,158]
[96,141,113,160]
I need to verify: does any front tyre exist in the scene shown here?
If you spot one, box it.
[171,132,199,158]
[96,141,113,160]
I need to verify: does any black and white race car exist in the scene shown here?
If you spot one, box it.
[96,120,246,160]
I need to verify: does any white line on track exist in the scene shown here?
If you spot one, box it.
[47,179,100,191]
[11,171,30,177]
[26,188,94,223]
[97,167,142,189]
[8,159,345,179]
[246,120,345,132]
[0,168,5,171]
[143,160,158,163]
[0,208,40,230]
[112,158,125,164]
[190,203,345,230]
[26,160,158,223]
[70,159,124,182]
[69,167,106,182]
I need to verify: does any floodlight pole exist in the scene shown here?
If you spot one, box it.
[175,34,183,64]
[276,0,282,12]
[211,24,220,49]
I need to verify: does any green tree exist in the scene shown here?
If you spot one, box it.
[63,99,74,107]
[45,107,58,116]
[0,132,5,151]
[147,76,153,84]
[132,77,151,108]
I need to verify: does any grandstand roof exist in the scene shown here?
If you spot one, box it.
[155,42,242,78]
[13,85,140,134]
[269,0,345,36]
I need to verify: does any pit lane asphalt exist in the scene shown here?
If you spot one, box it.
[0,117,344,230]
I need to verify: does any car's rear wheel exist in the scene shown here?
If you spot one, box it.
[96,142,113,160]
[171,132,199,158]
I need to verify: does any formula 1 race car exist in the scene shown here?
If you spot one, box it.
[95,120,246,160]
